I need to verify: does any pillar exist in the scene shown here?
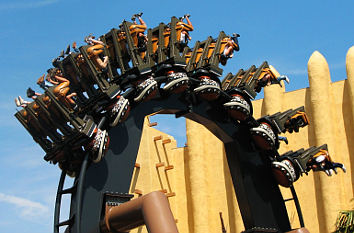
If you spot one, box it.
[262,65,285,115]
[344,46,354,205]
[307,51,341,232]
[185,119,210,233]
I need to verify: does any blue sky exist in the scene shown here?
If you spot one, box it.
[1,0,353,232]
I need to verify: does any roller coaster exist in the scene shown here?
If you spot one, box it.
[14,13,345,233]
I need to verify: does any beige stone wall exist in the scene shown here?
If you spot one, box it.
[130,47,354,233]
[129,117,243,233]
[255,49,354,232]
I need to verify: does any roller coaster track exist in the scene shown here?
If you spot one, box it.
[14,15,345,233]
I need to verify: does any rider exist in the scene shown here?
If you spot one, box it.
[85,34,109,70]
[15,88,41,108]
[220,33,240,66]
[131,12,148,56]
[177,14,193,45]
[255,65,290,92]
[47,68,77,107]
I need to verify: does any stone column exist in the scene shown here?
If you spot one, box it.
[307,51,341,232]
[344,46,354,206]
[185,119,210,233]
[262,65,285,115]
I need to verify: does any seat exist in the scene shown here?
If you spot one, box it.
[221,72,233,90]
[195,37,213,69]
[35,94,74,136]
[15,109,56,153]
[183,47,192,65]
[78,45,120,100]
[147,27,159,60]
[187,32,228,77]
[185,40,201,72]
[146,23,175,66]
[226,69,245,90]
[230,65,257,99]
[45,86,96,137]
[270,107,309,133]
[60,54,97,102]
[119,21,151,75]
[25,101,63,143]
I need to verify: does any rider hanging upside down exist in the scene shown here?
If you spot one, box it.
[130,13,148,59]
[85,34,109,70]
[15,88,41,108]
[177,14,193,46]
[46,68,77,108]
[255,65,290,92]
[220,33,240,66]
[271,145,346,187]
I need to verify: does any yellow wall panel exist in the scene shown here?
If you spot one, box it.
[129,47,354,233]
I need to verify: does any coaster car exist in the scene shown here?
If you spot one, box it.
[222,67,256,121]
[15,84,111,170]
[254,65,290,93]
[192,72,221,101]
[116,21,152,76]
[187,32,233,75]
[283,109,309,133]
[250,106,309,150]
[57,49,130,126]
[222,62,289,97]
[186,34,237,101]
[78,45,120,98]
[102,21,157,103]
[221,62,291,122]
[15,108,57,152]
[223,93,252,121]
[134,18,189,95]
[44,86,111,163]
[271,144,346,187]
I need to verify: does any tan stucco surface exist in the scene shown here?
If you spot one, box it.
[130,47,354,233]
